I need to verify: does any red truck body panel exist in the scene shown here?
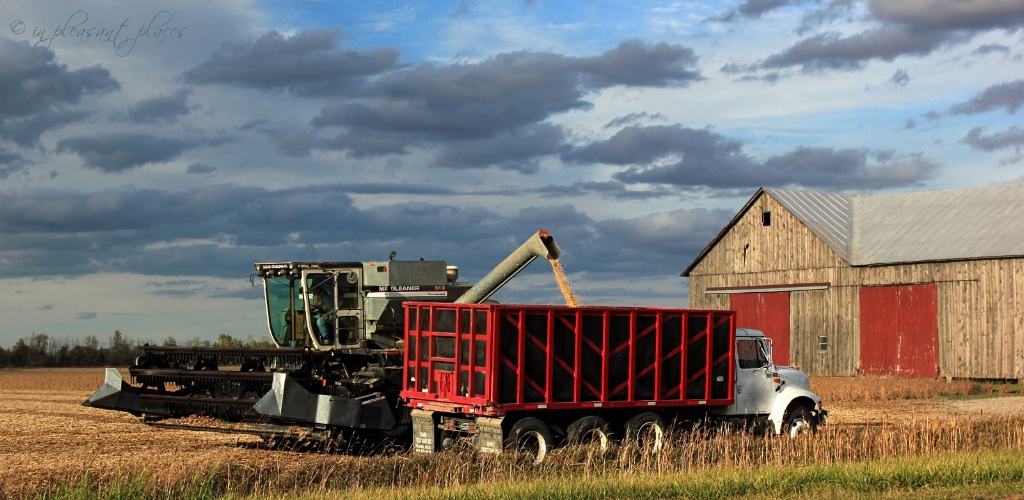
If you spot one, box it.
[400,303,736,416]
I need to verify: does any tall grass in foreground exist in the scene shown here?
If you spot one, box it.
[33,415,1024,500]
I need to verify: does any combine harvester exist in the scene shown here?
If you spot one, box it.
[85,230,826,460]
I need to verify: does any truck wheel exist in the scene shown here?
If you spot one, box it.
[566,415,613,454]
[783,405,816,438]
[506,417,554,464]
[624,412,665,452]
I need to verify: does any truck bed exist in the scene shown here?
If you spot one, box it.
[400,303,735,415]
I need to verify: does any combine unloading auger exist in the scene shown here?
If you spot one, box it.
[83,230,563,447]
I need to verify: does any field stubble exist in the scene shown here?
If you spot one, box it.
[4,369,1024,498]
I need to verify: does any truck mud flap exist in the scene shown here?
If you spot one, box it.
[253,372,396,430]
[475,416,504,455]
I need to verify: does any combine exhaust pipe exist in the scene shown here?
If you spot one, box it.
[455,230,561,304]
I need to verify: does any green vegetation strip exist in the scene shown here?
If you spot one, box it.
[327,450,1024,500]
[37,449,1024,500]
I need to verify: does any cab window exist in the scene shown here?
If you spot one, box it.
[736,339,769,369]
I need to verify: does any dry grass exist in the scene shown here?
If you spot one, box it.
[5,369,1024,499]
[810,376,1009,403]
[0,367,118,392]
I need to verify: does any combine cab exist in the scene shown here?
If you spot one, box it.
[83,231,561,447]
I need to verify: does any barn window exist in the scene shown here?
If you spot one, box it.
[762,211,771,226]
[818,336,828,352]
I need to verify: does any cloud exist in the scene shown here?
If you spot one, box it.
[311,39,700,162]
[961,126,1024,152]
[186,162,216,174]
[0,37,119,145]
[565,124,938,190]
[181,29,402,97]
[888,69,910,88]
[56,133,191,172]
[0,180,735,303]
[761,27,953,72]
[869,0,1024,31]
[949,79,1024,115]
[746,0,1024,74]
[972,44,1010,56]
[709,0,809,22]
[75,312,98,320]
[431,122,567,173]
[0,110,91,147]
[122,88,195,124]
[604,112,666,129]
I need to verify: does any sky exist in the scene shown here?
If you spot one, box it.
[1,0,1022,347]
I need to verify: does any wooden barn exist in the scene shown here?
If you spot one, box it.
[683,183,1024,379]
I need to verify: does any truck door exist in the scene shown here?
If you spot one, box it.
[730,336,776,414]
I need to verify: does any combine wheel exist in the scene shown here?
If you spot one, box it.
[624,412,665,452]
[566,415,614,454]
[506,417,554,464]
[783,405,816,438]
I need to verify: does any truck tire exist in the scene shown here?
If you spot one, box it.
[506,417,554,464]
[783,405,816,438]
[624,412,665,452]
[566,415,613,454]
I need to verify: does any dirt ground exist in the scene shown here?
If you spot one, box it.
[3,369,1024,496]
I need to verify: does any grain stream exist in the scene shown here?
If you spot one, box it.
[549,259,580,307]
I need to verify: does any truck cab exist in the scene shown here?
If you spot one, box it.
[715,328,827,436]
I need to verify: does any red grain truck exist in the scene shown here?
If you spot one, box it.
[401,302,827,462]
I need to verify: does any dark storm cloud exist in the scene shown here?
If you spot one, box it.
[186,162,216,174]
[0,109,90,147]
[311,39,700,162]
[888,69,910,88]
[533,180,676,200]
[961,126,1024,152]
[0,146,23,177]
[565,124,938,190]
[56,133,191,172]
[709,0,809,22]
[0,37,119,144]
[949,80,1024,115]
[747,0,1024,74]
[604,112,666,129]
[972,44,1010,56]
[0,38,120,118]
[761,26,953,72]
[260,125,318,157]
[181,29,401,97]
[0,182,733,306]
[122,88,195,124]
[431,123,566,173]
[869,0,1024,31]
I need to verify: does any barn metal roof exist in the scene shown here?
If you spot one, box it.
[682,183,1024,276]
[763,187,859,262]
[848,183,1024,265]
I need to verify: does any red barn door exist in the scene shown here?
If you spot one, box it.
[859,284,938,377]
[730,292,790,366]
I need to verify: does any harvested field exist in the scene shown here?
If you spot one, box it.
[3,368,1024,498]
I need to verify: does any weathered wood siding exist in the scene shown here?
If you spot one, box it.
[688,192,1024,379]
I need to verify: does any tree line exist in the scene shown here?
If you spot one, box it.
[0,331,274,368]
